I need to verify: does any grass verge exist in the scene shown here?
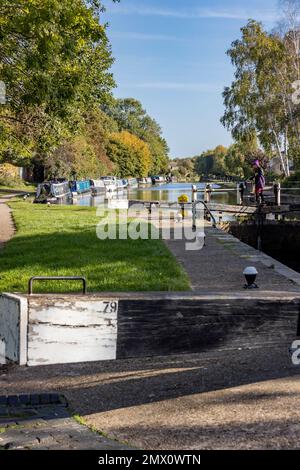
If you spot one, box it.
[0,182,36,193]
[0,201,190,293]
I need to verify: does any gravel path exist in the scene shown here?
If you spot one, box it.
[0,195,16,247]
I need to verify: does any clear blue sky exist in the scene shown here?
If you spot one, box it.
[102,0,279,158]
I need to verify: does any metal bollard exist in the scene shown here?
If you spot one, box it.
[191,184,197,203]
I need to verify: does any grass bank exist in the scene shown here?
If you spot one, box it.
[0,201,190,293]
[0,182,36,193]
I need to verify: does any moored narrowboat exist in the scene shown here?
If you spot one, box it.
[117,179,128,191]
[126,177,138,188]
[70,180,91,195]
[90,179,106,195]
[101,176,118,192]
[151,175,166,185]
[138,177,152,186]
[34,181,72,204]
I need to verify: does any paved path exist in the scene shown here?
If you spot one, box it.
[1,347,300,450]
[2,205,300,449]
[165,226,300,292]
[0,393,130,450]
[0,195,16,247]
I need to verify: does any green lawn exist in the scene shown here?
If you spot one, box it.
[0,182,37,193]
[0,201,190,293]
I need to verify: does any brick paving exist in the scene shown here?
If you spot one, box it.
[0,393,130,450]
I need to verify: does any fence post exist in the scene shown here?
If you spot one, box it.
[204,184,212,203]
[192,185,197,231]
[237,181,245,205]
[273,182,281,206]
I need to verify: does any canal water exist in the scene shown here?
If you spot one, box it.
[71,182,238,207]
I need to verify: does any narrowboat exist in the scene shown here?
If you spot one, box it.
[151,176,165,185]
[70,180,91,195]
[117,179,128,191]
[101,176,118,192]
[34,181,72,204]
[126,178,138,188]
[90,179,106,195]
[138,177,152,186]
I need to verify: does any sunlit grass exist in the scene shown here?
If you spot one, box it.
[0,201,190,294]
[0,182,37,193]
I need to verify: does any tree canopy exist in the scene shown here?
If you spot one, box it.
[221,4,300,177]
[106,131,152,177]
[0,0,169,181]
[102,98,169,174]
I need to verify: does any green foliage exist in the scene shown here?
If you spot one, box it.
[194,139,269,179]
[221,18,300,176]
[0,1,169,180]
[171,157,197,181]
[44,109,117,179]
[0,0,115,165]
[106,131,152,177]
[102,98,169,174]
[195,146,229,178]
[282,170,300,187]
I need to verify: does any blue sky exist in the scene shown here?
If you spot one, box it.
[102,0,279,158]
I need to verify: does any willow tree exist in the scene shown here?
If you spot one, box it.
[221,19,300,176]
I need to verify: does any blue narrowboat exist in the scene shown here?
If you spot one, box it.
[70,180,91,195]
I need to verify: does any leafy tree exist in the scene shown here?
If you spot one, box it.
[45,109,117,179]
[106,131,152,177]
[221,17,300,176]
[225,139,265,179]
[0,0,116,167]
[102,98,169,174]
[211,145,228,175]
[194,151,214,177]
[195,146,228,178]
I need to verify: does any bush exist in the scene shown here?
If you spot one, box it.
[0,163,24,187]
[282,171,300,188]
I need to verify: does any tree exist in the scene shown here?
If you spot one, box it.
[225,140,266,179]
[45,109,117,179]
[195,146,228,178]
[0,0,116,168]
[102,98,169,174]
[211,145,228,176]
[106,131,152,177]
[221,20,294,174]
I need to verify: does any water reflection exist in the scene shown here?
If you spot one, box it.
[71,183,238,207]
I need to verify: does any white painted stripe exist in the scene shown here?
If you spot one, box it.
[27,299,118,366]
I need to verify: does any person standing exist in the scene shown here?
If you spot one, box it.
[250,160,265,204]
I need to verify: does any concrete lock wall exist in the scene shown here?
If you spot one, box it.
[0,292,299,366]
[0,294,27,365]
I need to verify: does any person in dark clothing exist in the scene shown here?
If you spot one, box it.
[250,160,265,204]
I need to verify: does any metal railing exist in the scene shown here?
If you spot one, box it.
[28,276,87,295]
